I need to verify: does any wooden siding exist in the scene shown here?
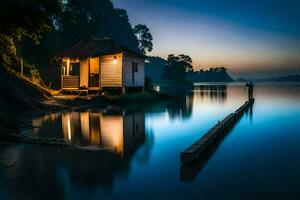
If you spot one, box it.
[62,53,145,90]
[100,54,123,87]
[122,54,145,87]
[62,76,79,89]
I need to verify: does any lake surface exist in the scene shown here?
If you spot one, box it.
[1,83,300,200]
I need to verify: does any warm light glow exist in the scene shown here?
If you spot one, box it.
[113,56,118,65]
[80,112,90,141]
[67,117,71,140]
[100,116,123,154]
[89,57,100,73]
[66,59,70,76]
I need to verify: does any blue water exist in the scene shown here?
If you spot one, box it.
[0,83,299,200]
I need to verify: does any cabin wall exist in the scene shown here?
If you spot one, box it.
[100,53,123,87]
[122,54,145,87]
[62,53,144,90]
[80,59,89,88]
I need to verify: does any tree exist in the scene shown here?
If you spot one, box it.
[0,0,71,68]
[178,54,193,72]
[134,24,153,54]
[164,54,193,83]
[115,8,129,22]
[20,0,140,88]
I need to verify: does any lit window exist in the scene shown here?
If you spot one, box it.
[113,56,118,65]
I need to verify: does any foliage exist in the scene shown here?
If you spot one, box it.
[0,0,71,68]
[178,54,193,72]
[21,0,141,88]
[186,67,234,82]
[134,24,153,55]
[208,67,227,72]
[30,67,43,85]
[60,0,139,48]
[0,0,152,89]
[164,54,193,83]
[22,62,44,86]
[115,8,129,22]
[0,35,16,68]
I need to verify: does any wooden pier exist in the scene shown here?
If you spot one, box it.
[180,98,254,164]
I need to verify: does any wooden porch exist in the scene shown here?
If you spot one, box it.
[61,75,80,90]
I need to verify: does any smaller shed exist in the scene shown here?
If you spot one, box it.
[56,38,145,92]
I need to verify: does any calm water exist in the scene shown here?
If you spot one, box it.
[1,83,300,200]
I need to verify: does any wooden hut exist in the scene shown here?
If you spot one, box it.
[56,38,145,93]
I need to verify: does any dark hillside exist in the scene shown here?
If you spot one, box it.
[0,67,53,112]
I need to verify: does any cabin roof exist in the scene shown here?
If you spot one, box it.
[56,38,145,59]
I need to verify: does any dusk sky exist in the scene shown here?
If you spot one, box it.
[113,0,300,78]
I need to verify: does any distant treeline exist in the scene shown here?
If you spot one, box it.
[186,67,234,83]
[236,74,300,82]
[146,56,234,83]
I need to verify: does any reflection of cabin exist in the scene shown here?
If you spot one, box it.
[56,38,145,92]
[61,111,145,158]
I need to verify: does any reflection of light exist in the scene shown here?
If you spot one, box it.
[113,132,122,149]
[113,56,118,65]
[67,118,71,140]
[80,113,90,141]
[101,116,123,154]
[67,59,70,76]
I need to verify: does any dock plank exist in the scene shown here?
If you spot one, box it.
[180,99,254,164]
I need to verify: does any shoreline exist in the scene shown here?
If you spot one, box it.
[0,90,175,139]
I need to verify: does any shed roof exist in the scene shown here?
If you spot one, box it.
[56,38,145,59]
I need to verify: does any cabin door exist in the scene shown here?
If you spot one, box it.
[89,57,100,88]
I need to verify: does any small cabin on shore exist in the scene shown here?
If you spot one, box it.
[56,38,145,93]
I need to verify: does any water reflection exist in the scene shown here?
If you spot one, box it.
[165,94,194,120]
[31,109,146,158]
[1,109,151,199]
[194,84,227,104]
[245,101,254,122]
[1,83,300,199]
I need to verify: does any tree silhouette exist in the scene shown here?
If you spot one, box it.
[115,8,129,22]
[20,0,141,88]
[0,0,71,68]
[186,66,233,82]
[164,54,193,83]
[134,24,153,55]
[178,54,193,72]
